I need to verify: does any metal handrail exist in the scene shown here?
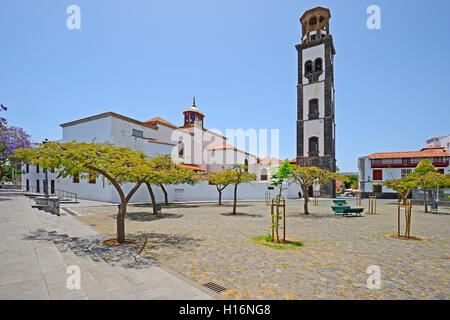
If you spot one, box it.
[0,184,77,202]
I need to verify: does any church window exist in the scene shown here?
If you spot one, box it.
[309,17,317,25]
[308,99,319,119]
[305,61,313,74]
[244,159,249,172]
[132,129,143,138]
[315,58,323,72]
[308,137,319,156]
[178,141,184,157]
[260,168,268,181]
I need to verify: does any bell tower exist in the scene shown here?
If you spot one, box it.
[183,96,205,128]
[296,7,336,198]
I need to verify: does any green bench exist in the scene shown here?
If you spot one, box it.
[333,200,348,205]
[331,206,350,213]
[342,208,364,217]
[331,206,364,217]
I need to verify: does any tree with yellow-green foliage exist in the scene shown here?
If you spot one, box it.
[409,159,448,212]
[15,141,155,243]
[208,169,236,206]
[145,154,198,212]
[290,165,338,215]
[230,164,256,214]
[382,176,416,204]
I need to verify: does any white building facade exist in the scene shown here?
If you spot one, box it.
[358,146,450,195]
[426,134,450,152]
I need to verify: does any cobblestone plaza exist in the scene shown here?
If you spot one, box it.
[76,199,450,300]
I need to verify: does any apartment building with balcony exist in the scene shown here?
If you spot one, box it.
[358,146,450,196]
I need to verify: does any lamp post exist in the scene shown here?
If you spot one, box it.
[42,139,49,199]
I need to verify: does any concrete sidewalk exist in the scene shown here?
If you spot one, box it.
[0,192,214,300]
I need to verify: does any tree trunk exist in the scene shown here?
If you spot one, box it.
[160,184,169,205]
[423,189,428,213]
[218,189,222,206]
[0,166,6,183]
[145,182,158,214]
[303,186,309,215]
[83,166,145,244]
[232,183,238,214]
[275,204,280,243]
[117,201,127,243]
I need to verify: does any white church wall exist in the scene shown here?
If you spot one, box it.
[110,117,174,156]
[62,116,112,143]
[21,167,116,202]
[114,180,292,204]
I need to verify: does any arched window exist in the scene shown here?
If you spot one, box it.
[260,168,268,181]
[308,137,319,156]
[314,58,323,72]
[244,159,249,172]
[308,99,319,119]
[309,17,317,25]
[178,141,184,157]
[305,60,313,74]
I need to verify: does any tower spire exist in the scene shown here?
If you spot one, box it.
[193,95,196,107]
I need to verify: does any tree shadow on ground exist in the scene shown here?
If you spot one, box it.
[220,212,263,218]
[22,228,157,268]
[125,212,183,222]
[138,232,203,252]
[286,212,356,219]
[159,202,255,209]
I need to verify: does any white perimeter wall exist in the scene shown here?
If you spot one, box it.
[22,167,305,203]
[114,180,303,204]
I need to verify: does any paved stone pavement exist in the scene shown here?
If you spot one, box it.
[0,192,214,300]
[76,198,450,300]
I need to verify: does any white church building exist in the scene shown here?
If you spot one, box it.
[22,100,299,203]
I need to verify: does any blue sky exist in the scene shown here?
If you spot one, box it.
[1,0,449,172]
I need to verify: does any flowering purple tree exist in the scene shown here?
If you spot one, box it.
[0,104,32,182]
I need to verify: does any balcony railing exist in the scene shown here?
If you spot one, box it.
[371,161,449,168]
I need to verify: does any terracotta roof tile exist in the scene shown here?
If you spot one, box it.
[258,157,283,165]
[180,164,206,171]
[144,117,178,129]
[368,149,450,159]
